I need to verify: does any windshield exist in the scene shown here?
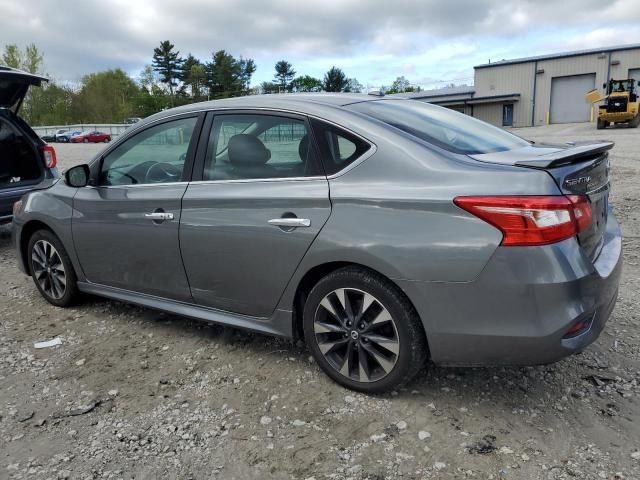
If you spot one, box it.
[347,99,529,155]
[610,80,634,93]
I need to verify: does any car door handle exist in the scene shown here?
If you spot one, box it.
[145,212,174,221]
[268,218,311,228]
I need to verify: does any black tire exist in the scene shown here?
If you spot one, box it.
[597,118,606,129]
[27,229,79,307]
[630,115,640,128]
[303,266,428,393]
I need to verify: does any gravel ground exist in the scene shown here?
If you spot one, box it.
[1,123,640,479]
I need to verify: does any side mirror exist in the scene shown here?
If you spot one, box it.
[603,83,607,89]
[65,164,91,188]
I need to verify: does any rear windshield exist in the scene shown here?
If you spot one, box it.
[347,99,529,155]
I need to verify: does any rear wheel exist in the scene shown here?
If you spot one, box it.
[303,266,428,393]
[597,118,606,129]
[630,115,640,128]
[27,229,79,307]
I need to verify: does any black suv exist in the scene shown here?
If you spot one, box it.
[0,66,58,224]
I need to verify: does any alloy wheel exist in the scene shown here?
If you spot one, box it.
[313,288,400,383]
[31,240,67,300]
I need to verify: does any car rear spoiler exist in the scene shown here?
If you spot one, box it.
[515,142,614,168]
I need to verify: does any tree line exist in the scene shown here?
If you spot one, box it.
[2,42,421,126]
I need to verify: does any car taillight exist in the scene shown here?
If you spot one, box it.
[453,195,592,246]
[41,145,57,169]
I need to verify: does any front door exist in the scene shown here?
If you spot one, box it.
[180,112,331,317]
[72,115,201,302]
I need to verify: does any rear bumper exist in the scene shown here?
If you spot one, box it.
[399,210,622,366]
[1,172,57,221]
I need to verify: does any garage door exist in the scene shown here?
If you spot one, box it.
[550,74,596,123]
[630,68,640,86]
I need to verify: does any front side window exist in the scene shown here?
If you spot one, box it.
[203,114,321,180]
[99,117,197,186]
[347,100,529,155]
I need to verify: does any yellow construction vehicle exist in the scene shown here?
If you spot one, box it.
[585,78,640,129]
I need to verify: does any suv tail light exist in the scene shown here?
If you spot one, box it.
[41,145,57,169]
[454,195,592,246]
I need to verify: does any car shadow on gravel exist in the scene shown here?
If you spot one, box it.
[72,290,590,407]
[0,224,599,407]
[0,223,13,244]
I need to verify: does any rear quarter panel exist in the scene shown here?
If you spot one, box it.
[277,124,562,312]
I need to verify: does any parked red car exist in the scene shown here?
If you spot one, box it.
[70,131,111,143]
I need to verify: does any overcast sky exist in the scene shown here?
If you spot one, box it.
[2,0,640,89]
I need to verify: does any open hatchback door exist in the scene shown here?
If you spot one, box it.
[0,65,48,114]
[0,65,56,224]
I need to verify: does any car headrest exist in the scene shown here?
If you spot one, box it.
[228,134,271,166]
[298,134,309,161]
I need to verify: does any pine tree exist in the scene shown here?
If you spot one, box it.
[274,60,295,91]
[182,54,207,99]
[238,57,256,93]
[323,67,348,92]
[152,40,184,103]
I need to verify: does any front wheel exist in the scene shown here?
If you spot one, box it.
[303,267,428,393]
[27,229,79,307]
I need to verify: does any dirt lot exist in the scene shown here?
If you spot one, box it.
[1,124,640,479]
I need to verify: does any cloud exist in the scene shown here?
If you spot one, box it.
[562,26,640,51]
[0,0,638,86]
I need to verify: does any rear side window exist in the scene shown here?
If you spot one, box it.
[203,113,322,181]
[310,119,371,175]
[347,100,529,155]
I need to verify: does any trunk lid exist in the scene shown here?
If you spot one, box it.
[0,66,48,113]
[470,141,614,260]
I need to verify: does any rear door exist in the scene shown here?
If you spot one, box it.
[180,111,331,317]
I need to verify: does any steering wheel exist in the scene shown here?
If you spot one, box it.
[145,162,181,183]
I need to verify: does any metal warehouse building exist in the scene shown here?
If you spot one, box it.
[400,43,640,128]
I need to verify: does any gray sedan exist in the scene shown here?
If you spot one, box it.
[13,94,622,393]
